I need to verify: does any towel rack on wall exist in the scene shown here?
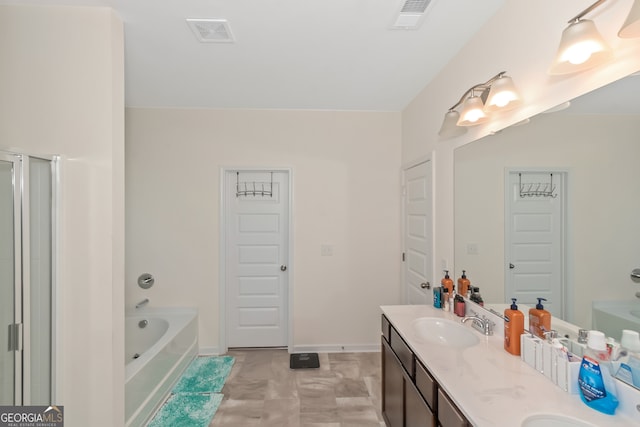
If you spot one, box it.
[519,173,557,198]
[236,171,273,197]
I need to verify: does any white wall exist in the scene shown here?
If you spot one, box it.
[402,0,640,290]
[454,113,640,328]
[125,108,402,352]
[0,5,124,426]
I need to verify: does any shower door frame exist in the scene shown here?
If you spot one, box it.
[0,150,59,405]
[1,152,23,404]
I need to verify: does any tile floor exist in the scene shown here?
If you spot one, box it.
[209,349,384,426]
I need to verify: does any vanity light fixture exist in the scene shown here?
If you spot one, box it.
[438,110,467,138]
[438,71,522,138]
[457,92,490,126]
[549,0,640,74]
[619,0,640,38]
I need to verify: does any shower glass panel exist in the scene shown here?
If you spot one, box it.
[0,157,16,404]
[27,157,52,405]
[0,152,55,405]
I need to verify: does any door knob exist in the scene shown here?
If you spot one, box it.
[420,282,430,289]
[280,265,287,271]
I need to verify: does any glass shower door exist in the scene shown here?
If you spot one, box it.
[0,153,55,405]
[0,155,18,404]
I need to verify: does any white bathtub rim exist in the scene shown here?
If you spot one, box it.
[125,306,198,383]
[592,300,640,324]
[125,336,197,427]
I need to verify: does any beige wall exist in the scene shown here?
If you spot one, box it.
[125,108,402,352]
[0,5,125,426]
[454,113,640,328]
[401,0,640,290]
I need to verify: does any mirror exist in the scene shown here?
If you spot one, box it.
[454,73,640,344]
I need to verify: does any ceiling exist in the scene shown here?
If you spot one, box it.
[5,0,504,111]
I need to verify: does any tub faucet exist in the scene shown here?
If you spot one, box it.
[461,312,494,336]
[135,298,149,309]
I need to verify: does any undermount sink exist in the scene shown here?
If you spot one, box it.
[411,317,480,348]
[521,414,597,427]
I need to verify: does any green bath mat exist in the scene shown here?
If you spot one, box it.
[147,393,223,427]
[172,355,235,394]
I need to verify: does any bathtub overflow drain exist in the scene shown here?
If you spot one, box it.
[138,319,148,328]
[133,353,140,359]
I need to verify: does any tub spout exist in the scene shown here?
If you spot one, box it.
[136,298,149,309]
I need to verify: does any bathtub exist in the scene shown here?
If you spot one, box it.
[592,300,640,339]
[125,307,198,427]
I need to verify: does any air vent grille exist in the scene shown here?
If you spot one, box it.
[401,0,432,14]
[186,19,234,43]
[392,0,435,29]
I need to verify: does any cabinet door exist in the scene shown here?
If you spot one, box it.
[382,338,403,427]
[405,372,436,427]
[437,388,469,427]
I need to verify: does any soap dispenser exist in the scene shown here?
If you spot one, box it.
[504,298,524,356]
[529,297,551,339]
[457,270,470,298]
[441,270,453,294]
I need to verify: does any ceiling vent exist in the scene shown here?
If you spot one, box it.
[186,19,234,43]
[392,0,435,29]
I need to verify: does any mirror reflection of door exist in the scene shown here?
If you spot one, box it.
[505,170,567,319]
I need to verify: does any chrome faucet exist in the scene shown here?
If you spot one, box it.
[135,298,149,309]
[461,312,495,336]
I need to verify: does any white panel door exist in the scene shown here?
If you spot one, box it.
[506,171,565,318]
[403,161,433,305]
[226,170,289,347]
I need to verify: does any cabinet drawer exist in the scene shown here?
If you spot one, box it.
[390,326,414,377]
[415,359,436,410]
[437,388,469,427]
[382,315,390,343]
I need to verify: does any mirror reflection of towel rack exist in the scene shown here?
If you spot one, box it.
[236,171,273,197]
[519,173,557,198]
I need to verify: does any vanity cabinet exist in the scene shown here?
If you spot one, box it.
[382,315,470,427]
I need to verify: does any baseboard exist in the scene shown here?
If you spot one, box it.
[291,343,380,353]
[200,343,381,355]
[198,346,224,355]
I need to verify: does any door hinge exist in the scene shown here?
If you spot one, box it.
[7,323,22,351]
[402,252,405,262]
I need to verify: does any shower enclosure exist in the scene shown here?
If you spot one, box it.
[0,151,57,405]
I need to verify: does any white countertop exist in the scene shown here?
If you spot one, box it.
[381,304,640,427]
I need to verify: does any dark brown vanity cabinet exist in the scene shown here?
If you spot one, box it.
[381,315,469,427]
